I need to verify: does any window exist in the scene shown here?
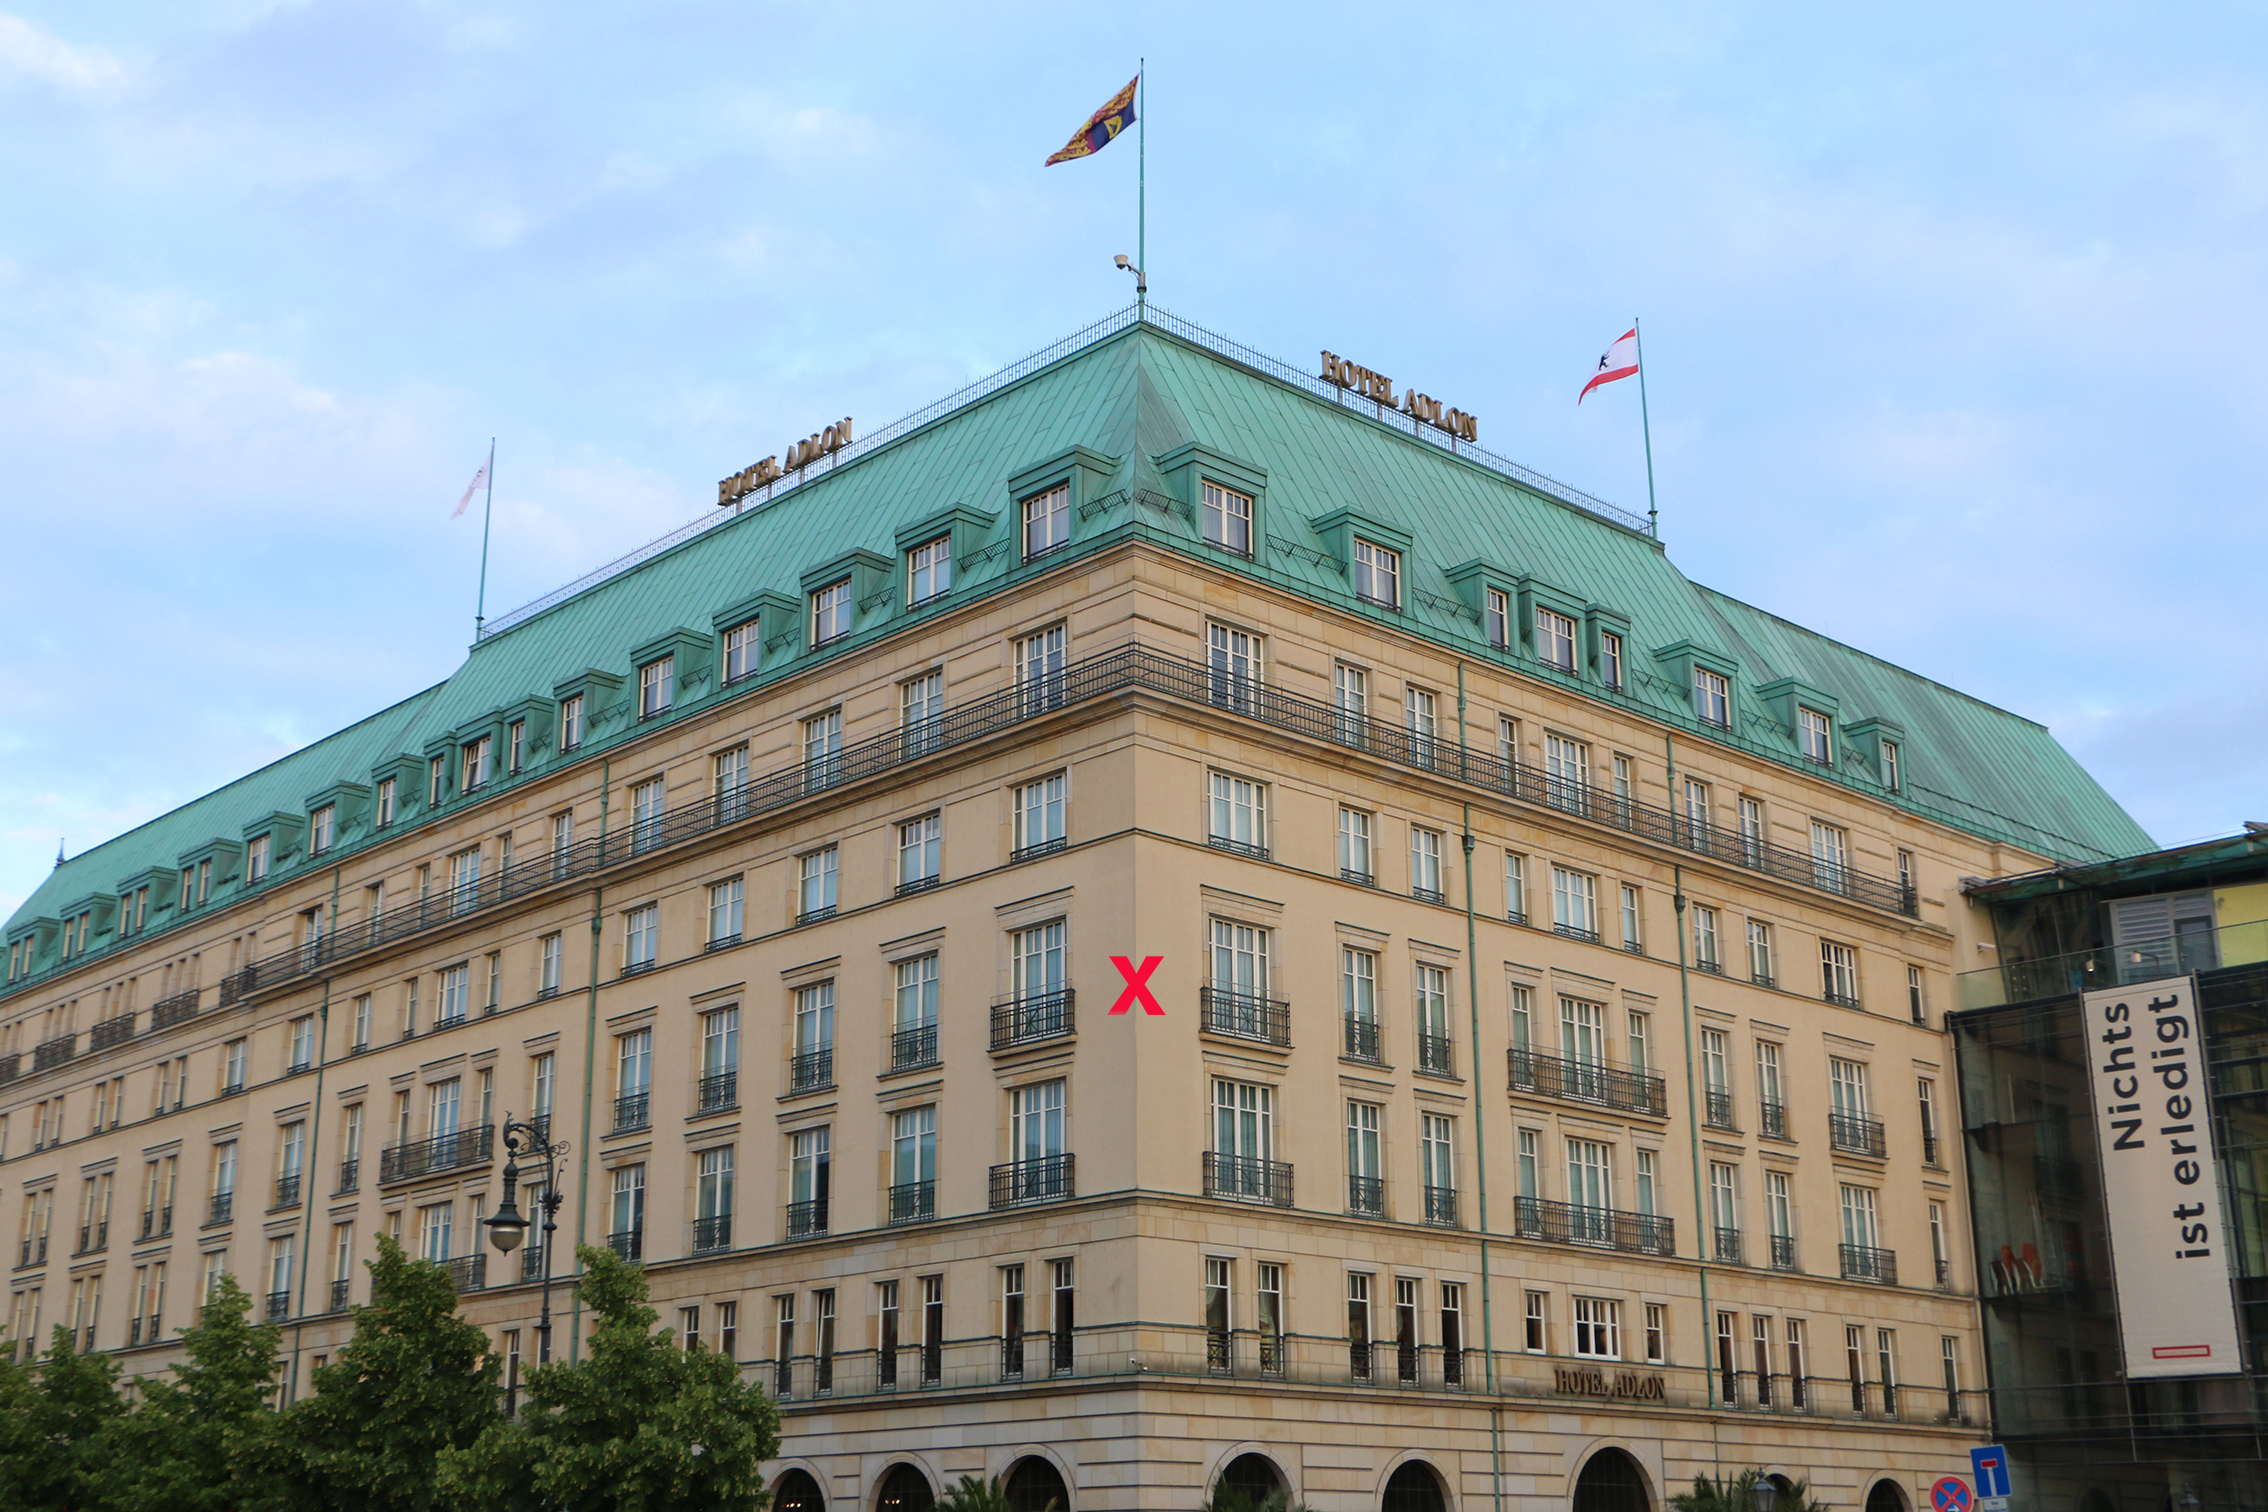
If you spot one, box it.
[1207,918,1271,1019]
[223,1039,247,1094]
[708,877,744,946]
[1747,920,1774,985]
[1536,607,1576,670]
[1415,964,1452,1074]
[1203,1256,1232,1369]
[1338,808,1373,884]
[1012,773,1067,858]
[288,1015,315,1072]
[1694,667,1730,728]
[1351,538,1400,607]
[1757,1041,1784,1132]
[1551,866,1598,942]
[630,777,665,853]
[538,935,561,998]
[1908,965,1928,1025]
[1880,739,1901,792]
[1767,1171,1793,1265]
[1485,587,1510,649]
[1627,1010,1650,1077]
[810,579,853,645]
[1738,795,1764,860]
[897,813,942,892]
[1504,851,1528,923]
[1210,1080,1277,1198]
[1691,904,1719,971]
[1523,1289,1547,1352]
[1840,1182,1880,1251]
[1333,664,1369,744]
[793,984,835,1091]
[429,756,447,807]
[439,964,469,1026]
[1600,631,1624,690]
[1022,484,1070,559]
[893,955,939,1068]
[1798,707,1832,763]
[1918,1077,1940,1164]
[695,1147,734,1251]
[1012,920,1065,1001]
[1410,827,1443,902]
[351,994,372,1050]
[1017,624,1068,713]
[802,710,842,788]
[1898,846,1915,895]
[721,619,760,685]
[798,848,838,922]
[1256,1263,1284,1375]
[1930,1201,1950,1286]
[1201,480,1253,554]
[638,656,674,718]
[1565,1138,1612,1241]
[1009,1081,1066,1186]
[246,835,271,885]
[700,1009,739,1108]
[309,805,335,856]
[890,1107,936,1222]
[623,904,658,973]
[1421,1114,1456,1223]
[1208,773,1267,858]
[907,534,952,603]
[610,1165,646,1253]
[1207,623,1261,712]
[1643,1302,1666,1364]
[1346,1101,1383,1213]
[1545,733,1589,812]
[900,670,944,755]
[1405,685,1437,765]
[446,845,482,917]
[550,810,573,876]
[1620,884,1643,952]
[559,695,584,752]
[376,777,397,827]
[1877,1328,1899,1414]
[1574,1297,1621,1359]
[1821,940,1859,1005]
[463,735,493,791]
[1635,1148,1658,1216]
[788,1129,830,1234]
[1342,948,1379,1061]
[1710,1163,1740,1260]
[1701,1029,1731,1126]
[1810,819,1849,891]
[506,719,526,774]
[418,1202,453,1263]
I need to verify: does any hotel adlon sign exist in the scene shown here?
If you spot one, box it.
[2081,976,2242,1378]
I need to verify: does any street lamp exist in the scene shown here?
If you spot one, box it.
[1751,1476,1780,1512]
[485,1116,568,1368]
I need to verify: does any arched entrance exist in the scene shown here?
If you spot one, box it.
[1218,1454,1285,1507]
[1005,1456,1071,1512]
[878,1464,936,1512]
[1384,1461,1449,1512]
[1866,1483,1909,1512]
[1572,1449,1650,1512]
[776,1469,827,1512]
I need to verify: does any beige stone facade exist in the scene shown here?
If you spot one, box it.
[4,539,2035,1512]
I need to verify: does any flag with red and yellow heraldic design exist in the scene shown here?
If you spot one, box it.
[1045,76,1138,165]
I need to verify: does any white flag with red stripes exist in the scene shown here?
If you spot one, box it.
[452,458,489,517]
[1579,328,1639,403]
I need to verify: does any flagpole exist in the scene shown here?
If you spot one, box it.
[1137,60,1146,312]
[1633,318,1659,539]
[474,437,495,636]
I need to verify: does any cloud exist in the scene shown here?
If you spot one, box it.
[0,13,125,95]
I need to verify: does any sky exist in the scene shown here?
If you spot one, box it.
[3,1,2265,918]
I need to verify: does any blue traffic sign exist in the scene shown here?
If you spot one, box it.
[1971,1448,2011,1500]
[1933,1478,1974,1512]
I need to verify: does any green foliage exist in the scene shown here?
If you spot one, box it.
[1199,1483,1312,1512]
[95,1274,283,1512]
[261,1235,501,1512]
[934,1476,1013,1512]
[1671,1471,1830,1512]
[0,1324,126,1512]
[437,1243,781,1512]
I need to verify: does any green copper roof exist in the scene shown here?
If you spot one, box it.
[5,307,2151,983]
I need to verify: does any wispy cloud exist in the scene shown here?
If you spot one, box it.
[0,13,125,95]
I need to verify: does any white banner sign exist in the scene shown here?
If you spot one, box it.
[2081,976,2243,1378]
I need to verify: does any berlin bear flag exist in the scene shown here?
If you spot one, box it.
[1580,327,1640,403]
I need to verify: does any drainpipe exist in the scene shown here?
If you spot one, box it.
[570,761,610,1362]
[1673,860,1714,1412]
[1457,664,1505,1512]
[285,981,331,1404]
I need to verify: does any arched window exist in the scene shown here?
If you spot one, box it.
[879,1464,935,1512]
[1218,1453,1284,1508]
[1384,1461,1449,1512]
[1572,1449,1649,1512]
[776,1469,827,1512]
[1866,1483,1909,1512]
[1006,1456,1071,1512]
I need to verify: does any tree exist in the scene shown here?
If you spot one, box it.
[0,1324,125,1512]
[437,1243,780,1512]
[934,1476,1013,1512]
[94,1274,282,1512]
[262,1235,501,1512]
[1671,1470,1830,1512]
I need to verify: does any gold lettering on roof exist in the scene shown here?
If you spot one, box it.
[718,416,855,507]
[1322,351,1478,444]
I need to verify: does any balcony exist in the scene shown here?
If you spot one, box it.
[150,990,200,1030]
[692,1215,733,1254]
[521,1245,546,1282]
[990,1154,1074,1209]
[329,1279,351,1312]
[336,1160,360,1196]
[788,1049,833,1094]
[1923,1134,1942,1166]
[895,874,941,898]
[1424,1186,1459,1228]
[208,1193,234,1225]
[1343,1015,1380,1062]
[611,1092,651,1134]
[18,1235,46,1268]
[265,1290,290,1323]
[1412,886,1445,905]
[1508,1048,1667,1116]
[990,989,1074,1051]
[890,1024,938,1071]
[89,1012,136,1051]
[1341,868,1375,887]
[1208,835,1270,863]
[1512,1197,1675,1257]
[1416,1034,1456,1077]
[697,1072,738,1114]
[1713,1226,1744,1265]
[272,1175,302,1210]
[1840,1244,1897,1285]
[785,1198,828,1239]
[889,1180,935,1225]
[76,1222,107,1255]
[1010,836,1067,865]
[32,1034,76,1072]
[1770,1234,1798,1270]
[139,1207,170,1242]
[377,1125,494,1185]
[608,1229,643,1261]
[1202,1152,1292,1208]
[1692,956,1723,977]
[1552,924,1602,946]
[794,904,836,927]
[1758,1099,1787,1138]
[443,1254,486,1293]
[1824,989,1862,1010]
[1828,1112,1887,1158]
[1750,972,1776,990]
[1704,1090,1739,1131]
[1199,988,1290,1047]
[1347,1174,1384,1217]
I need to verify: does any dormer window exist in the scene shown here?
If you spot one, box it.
[1201,481,1253,556]
[1798,708,1832,764]
[1485,588,1510,650]
[560,694,585,752]
[376,777,397,827]
[811,579,853,646]
[638,656,674,718]
[1536,608,1577,671]
[1600,632,1625,691]
[722,619,760,684]
[309,805,336,856]
[1022,484,1070,561]
[428,755,447,807]
[1880,740,1901,793]
[1352,539,1400,609]
[908,535,952,605]
[508,720,526,774]
[178,866,196,911]
[462,735,493,791]
[1694,668,1730,729]
[247,834,272,884]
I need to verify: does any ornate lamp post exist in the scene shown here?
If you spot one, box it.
[483,1116,568,1364]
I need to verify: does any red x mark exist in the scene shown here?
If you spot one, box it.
[1109,955,1165,1015]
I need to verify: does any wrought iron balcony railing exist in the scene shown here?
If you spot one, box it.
[785,1198,828,1238]
[608,1229,643,1261]
[1203,1152,1292,1207]
[697,1071,737,1114]
[1758,1099,1787,1138]
[336,1160,360,1195]
[1416,1033,1455,1076]
[32,1034,76,1072]
[1511,1197,1675,1257]
[612,1092,650,1133]
[208,1193,233,1225]
[788,1049,833,1093]
[329,1279,351,1312]
[1713,1226,1744,1265]
[150,990,200,1030]
[891,1024,938,1071]
[1840,1244,1897,1285]
[89,1013,135,1051]
[18,1235,46,1267]
[1208,835,1269,863]
[1508,1047,1667,1116]
[1770,1234,1798,1270]
[377,1125,493,1185]
[77,1222,107,1254]
[265,1290,290,1323]
[1424,1186,1459,1228]
[692,1215,732,1254]
[889,1180,935,1225]
[989,1154,1074,1209]
[1347,1174,1384,1216]
[990,989,1073,1051]
[1704,1089,1739,1130]
[1343,1014,1380,1062]
[1199,988,1290,1047]
[521,1244,545,1281]
[139,1207,170,1241]
[444,1254,487,1293]
[272,1175,301,1209]
[1828,1112,1887,1158]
